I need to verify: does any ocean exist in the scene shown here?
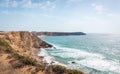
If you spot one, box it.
[38,34,120,74]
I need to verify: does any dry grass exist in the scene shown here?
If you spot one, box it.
[0,39,13,53]
[0,63,18,74]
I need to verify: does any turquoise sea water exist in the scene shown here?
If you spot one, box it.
[40,34,120,74]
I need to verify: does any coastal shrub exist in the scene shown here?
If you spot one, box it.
[0,39,12,53]
[12,53,41,67]
[67,69,84,74]
[51,65,84,74]
[52,65,67,74]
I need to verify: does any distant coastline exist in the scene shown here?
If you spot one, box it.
[32,31,86,36]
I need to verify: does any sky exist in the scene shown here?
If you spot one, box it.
[0,0,120,33]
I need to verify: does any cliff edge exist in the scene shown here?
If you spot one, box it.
[0,31,52,74]
[0,31,84,74]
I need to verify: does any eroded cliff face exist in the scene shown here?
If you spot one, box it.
[6,31,52,48]
[0,31,52,74]
[0,31,52,56]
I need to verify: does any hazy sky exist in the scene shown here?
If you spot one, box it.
[0,0,120,33]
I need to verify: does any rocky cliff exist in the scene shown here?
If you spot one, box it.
[0,31,52,56]
[32,32,86,36]
[0,31,84,74]
[6,31,52,49]
[0,31,52,74]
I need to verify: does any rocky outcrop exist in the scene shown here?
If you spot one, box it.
[0,31,53,74]
[32,32,86,36]
[6,31,52,48]
[0,31,52,57]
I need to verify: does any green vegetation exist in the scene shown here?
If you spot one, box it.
[0,39,12,53]
[67,69,84,74]
[51,65,84,74]
[12,53,41,67]
[52,65,67,74]
[0,38,41,67]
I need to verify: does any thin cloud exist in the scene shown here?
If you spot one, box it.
[0,0,56,9]
[66,0,82,5]
[91,3,106,14]
[91,3,119,18]
[66,0,82,2]
[1,10,10,15]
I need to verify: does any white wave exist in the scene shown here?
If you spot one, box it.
[51,47,104,59]
[46,46,120,74]
[77,58,120,74]
[38,48,55,64]
[38,48,66,66]
[37,43,120,74]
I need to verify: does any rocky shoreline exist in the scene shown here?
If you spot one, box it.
[0,31,84,74]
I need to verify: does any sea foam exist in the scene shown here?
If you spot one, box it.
[40,34,120,74]
[43,46,120,74]
[38,48,66,66]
